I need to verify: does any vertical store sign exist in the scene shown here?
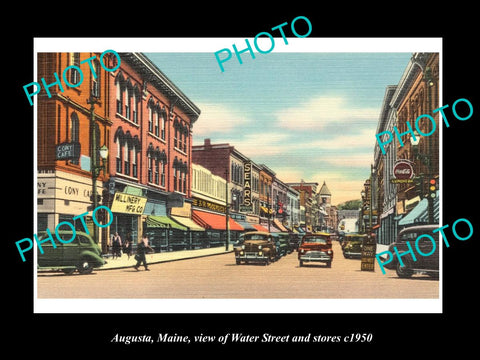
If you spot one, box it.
[241,162,252,213]
[361,235,377,271]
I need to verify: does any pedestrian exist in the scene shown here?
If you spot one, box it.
[134,234,152,271]
[111,231,122,259]
[124,231,133,260]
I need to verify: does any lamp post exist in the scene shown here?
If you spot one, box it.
[88,96,108,244]
[225,169,230,251]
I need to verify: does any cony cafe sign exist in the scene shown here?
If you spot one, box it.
[56,142,80,161]
[390,160,414,183]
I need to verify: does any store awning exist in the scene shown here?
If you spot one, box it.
[273,219,288,232]
[146,215,187,231]
[253,224,269,232]
[171,215,205,231]
[398,191,439,226]
[192,210,244,231]
[236,220,257,231]
[260,206,274,215]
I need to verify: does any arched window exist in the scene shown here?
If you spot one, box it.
[92,58,101,98]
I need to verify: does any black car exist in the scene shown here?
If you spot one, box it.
[382,225,439,278]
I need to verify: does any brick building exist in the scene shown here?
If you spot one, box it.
[37,52,114,247]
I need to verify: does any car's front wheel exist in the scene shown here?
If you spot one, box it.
[77,259,94,274]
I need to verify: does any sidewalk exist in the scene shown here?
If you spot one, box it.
[98,245,234,270]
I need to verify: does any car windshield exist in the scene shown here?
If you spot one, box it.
[303,236,328,244]
[244,234,269,240]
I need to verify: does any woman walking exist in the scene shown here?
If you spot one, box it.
[111,232,122,259]
[134,234,152,271]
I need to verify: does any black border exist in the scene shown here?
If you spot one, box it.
[9,7,478,354]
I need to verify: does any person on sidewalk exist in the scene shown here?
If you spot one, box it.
[124,231,133,260]
[134,234,153,271]
[112,232,122,259]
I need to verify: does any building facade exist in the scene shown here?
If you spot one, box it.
[106,53,201,252]
[37,52,114,249]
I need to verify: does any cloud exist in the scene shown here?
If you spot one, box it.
[308,128,377,150]
[193,102,252,137]
[275,95,379,130]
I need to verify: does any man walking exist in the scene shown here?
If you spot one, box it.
[134,234,152,271]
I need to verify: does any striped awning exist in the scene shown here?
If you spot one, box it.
[146,215,187,230]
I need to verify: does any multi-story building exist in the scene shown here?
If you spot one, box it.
[258,164,275,231]
[192,139,260,233]
[191,163,244,247]
[374,85,398,245]
[393,53,439,222]
[286,186,300,229]
[372,52,439,243]
[287,181,318,232]
[37,52,202,253]
[37,52,114,249]
[106,53,201,251]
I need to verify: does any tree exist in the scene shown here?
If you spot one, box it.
[337,199,362,210]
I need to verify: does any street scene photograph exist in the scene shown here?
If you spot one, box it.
[33,38,441,313]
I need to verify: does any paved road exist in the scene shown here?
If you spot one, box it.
[37,241,438,299]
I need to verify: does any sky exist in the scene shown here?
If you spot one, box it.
[145,50,412,205]
[146,49,412,206]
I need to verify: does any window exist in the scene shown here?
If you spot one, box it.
[148,154,153,183]
[154,111,159,137]
[148,106,153,133]
[161,160,166,187]
[69,53,81,85]
[124,143,130,176]
[116,138,122,173]
[155,159,159,185]
[92,59,101,98]
[161,114,166,140]
[133,91,138,124]
[173,167,178,191]
[125,86,130,120]
[132,145,137,178]
[115,73,127,116]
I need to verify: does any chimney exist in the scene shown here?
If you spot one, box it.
[204,138,211,148]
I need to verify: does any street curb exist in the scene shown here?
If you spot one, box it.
[96,249,235,271]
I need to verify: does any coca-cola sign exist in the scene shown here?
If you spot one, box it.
[393,160,414,180]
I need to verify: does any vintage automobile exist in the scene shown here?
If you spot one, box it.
[37,230,106,274]
[271,232,290,258]
[381,225,439,278]
[298,233,333,267]
[342,234,366,258]
[289,233,302,251]
[234,231,277,265]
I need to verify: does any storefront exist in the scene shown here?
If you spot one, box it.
[109,185,147,251]
[37,170,107,247]
[171,201,207,249]
[192,208,244,247]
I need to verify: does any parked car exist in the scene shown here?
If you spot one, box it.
[288,233,302,251]
[382,225,439,278]
[271,232,290,258]
[298,233,333,267]
[234,231,276,265]
[37,230,105,274]
[342,234,366,258]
